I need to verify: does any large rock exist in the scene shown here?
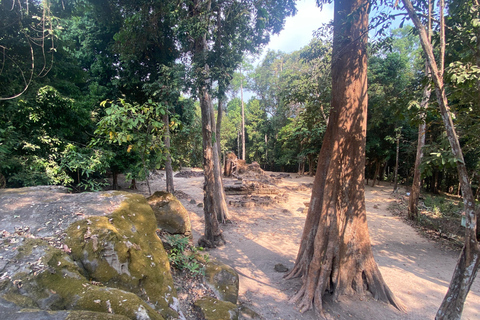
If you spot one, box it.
[204,259,239,304]
[147,191,192,237]
[194,297,239,320]
[0,187,177,320]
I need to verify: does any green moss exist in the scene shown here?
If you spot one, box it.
[194,297,239,320]
[2,292,38,308]
[204,260,239,304]
[74,286,164,320]
[64,192,177,319]
[65,310,130,320]
[14,238,46,259]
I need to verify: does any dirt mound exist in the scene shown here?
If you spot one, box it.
[175,170,204,178]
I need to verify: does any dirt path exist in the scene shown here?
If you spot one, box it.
[145,172,480,320]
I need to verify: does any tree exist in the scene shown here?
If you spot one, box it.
[94,99,167,195]
[181,0,296,246]
[285,0,404,314]
[409,2,432,218]
[401,0,480,318]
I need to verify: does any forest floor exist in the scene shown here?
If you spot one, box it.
[128,170,480,320]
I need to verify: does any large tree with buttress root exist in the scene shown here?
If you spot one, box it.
[285,0,405,315]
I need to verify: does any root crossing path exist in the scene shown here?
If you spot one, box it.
[154,172,480,320]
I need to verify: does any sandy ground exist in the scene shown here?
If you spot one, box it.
[138,171,480,320]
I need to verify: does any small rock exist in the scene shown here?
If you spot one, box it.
[197,203,204,208]
[190,199,196,204]
[274,263,289,273]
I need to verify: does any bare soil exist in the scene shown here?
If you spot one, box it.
[126,170,480,320]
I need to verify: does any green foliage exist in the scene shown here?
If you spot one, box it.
[94,99,167,184]
[423,195,464,218]
[165,235,209,276]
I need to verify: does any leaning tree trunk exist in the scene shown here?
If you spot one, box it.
[164,112,174,193]
[285,0,404,314]
[213,98,229,223]
[402,0,480,318]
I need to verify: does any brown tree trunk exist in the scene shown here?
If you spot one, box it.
[285,0,404,314]
[241,79,246,161]
[112,171,118,190]
[164,113,174,193]
[213,98,229,223]
[371,160,381,187]
[307,154,315,176]
[192,0,224,247]
[408,70,430,219]
[393,130,401,192]
[402,0,480,318]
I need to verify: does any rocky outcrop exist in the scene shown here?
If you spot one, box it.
[0,187,176,320]
[147,191,192,237]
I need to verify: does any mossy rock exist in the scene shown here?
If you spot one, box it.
[194,297,239,320]
[204,260,239,304]
[2,239,165,320]
[237,304,263,320]
[64,192,177,319]
[147,191,192,237]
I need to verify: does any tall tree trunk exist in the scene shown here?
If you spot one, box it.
[408,72,431,219]
[213,98,229,223]
[409,0,432,219]
[285,0,404,314]
[241,79,246,161]
[164,113,174,193]
[402,0,480,318]
[192,0,224,247]
[393,129,401,192]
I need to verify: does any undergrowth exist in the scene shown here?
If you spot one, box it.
[388,192,465,248]
[164,234,209,275]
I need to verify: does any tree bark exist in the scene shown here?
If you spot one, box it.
[241,79,246,161]
[393,129,401,192]
[371,160,381,187]
[192,0,224,247]
[285,0,404,314]
[408,74,430,219]
[402,0,480,318]
[409,0,432,219]
[213,98,229,223]
[164,112,174,193]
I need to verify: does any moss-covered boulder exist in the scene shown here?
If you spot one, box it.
[1,239,164,320]
[147,191,192,237]
[64,193,176,319]
[204,259,239,304]
[194,297,239,320]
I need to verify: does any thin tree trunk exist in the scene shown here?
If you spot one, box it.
[372,160,381,187]
[408,71,431,219]
[112,171,118,190]
[409,0,431,219]
[402,0,480,318]
[285,0,404,314]
[241,79,246,161]
[213,98,229,223]
[164,113,174,193]
[393,129,401,192]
